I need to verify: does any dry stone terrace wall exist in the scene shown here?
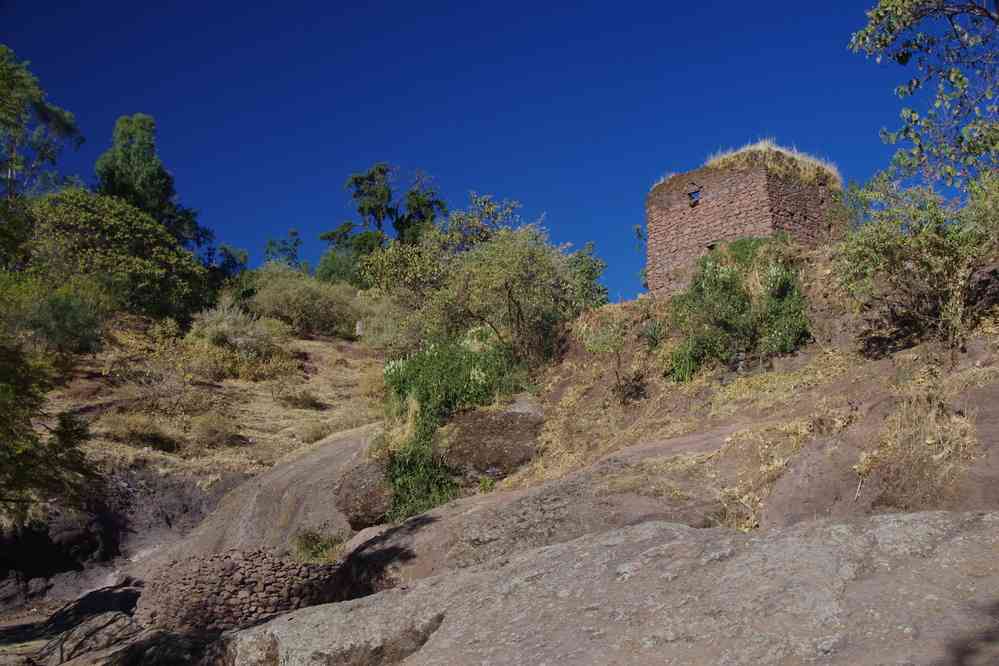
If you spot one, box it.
[645,162,838,295]
[134,549,340,634]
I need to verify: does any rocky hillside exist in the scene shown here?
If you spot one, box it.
[5,264,999,664]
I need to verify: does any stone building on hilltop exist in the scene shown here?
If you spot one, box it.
[645,140,843,295]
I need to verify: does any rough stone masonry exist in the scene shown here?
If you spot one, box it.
[645,151,841,295]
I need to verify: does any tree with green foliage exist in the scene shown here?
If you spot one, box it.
[361,193,607,362]
[340,163,447,244]
[316,222,382,287]
[95,113,212,248]
[0,45,82,200]
[263,228,304,268]
[28,188,208,318]
[837,170,999,352]
[850,1,998,185]
[394,172,447,244]
[0,341,93,516]
[345,162,395,234]
[428,225,608,364]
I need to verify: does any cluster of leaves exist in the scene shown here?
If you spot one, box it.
[0,347,93,518]
[0,45,82,199]
[314,164,448,288]
[242,262,359,338]
[94,113,212,249]
[183,295,297,380]
[0,271,112,359]
[850,1,998,185]
[27,188,209,318]
[363,194,608,365]
[664,237,810,382]
[381,343,521,521]
[837,170,999,353]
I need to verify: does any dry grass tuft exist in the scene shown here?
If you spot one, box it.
[710,349,852,416]
[98,411,181,452]
[291,529,351,563]
[854,393,977,510]
[189,412,244,449]
[704,138,842,189]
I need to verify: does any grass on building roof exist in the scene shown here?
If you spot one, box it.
[705,138,843,189]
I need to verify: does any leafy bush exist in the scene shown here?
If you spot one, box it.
[248,262,358,338]
[361,196,608,363]
[0,340,93,519]
[837,171,999,353]
[383,344,521,423]
[0,272,111,356]
[184,296,296,381]
[27,188,208,318]
[665,237,810,382]
[380,343,522,521]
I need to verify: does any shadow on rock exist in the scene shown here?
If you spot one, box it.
[938,600,999,665]
[330,514,435,600]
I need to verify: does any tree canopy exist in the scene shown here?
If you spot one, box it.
[0,44,82,199]
[28,188,208,317]
[851,1,998,185]
[95,113,212,248]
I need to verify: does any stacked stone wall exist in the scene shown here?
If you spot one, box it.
[645,163,839,295]
[134,549,340,634]
[766,172,838,245]
[645,166,772,294]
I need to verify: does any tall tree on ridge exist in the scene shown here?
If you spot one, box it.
[0,45,82,200]
[95,113,212,248]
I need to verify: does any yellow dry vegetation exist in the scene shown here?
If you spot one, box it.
[704,138,843,189]
[709,349,852,416]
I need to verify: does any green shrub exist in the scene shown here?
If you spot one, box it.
[184,296,296,381]
[422,226,607,365]
[249,262,358,338]
[383,344,521,423]
[0,340,93,520]
[362,197,608,366]
[665,237,810,382]
[380,343,523,521]
[0,272,110,356]
[27,188,208,318]
[837,171,999,353]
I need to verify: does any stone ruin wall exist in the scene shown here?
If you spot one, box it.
[645,164,838,295]
[134,549,341,634]
[766,171,839,245]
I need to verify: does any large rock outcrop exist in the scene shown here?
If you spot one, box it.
[221,511,999,665]
[130,424,381,579]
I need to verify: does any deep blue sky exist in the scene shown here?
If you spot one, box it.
[5,1,903,300]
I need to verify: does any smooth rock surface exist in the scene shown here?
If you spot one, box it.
[221,511,999,665]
